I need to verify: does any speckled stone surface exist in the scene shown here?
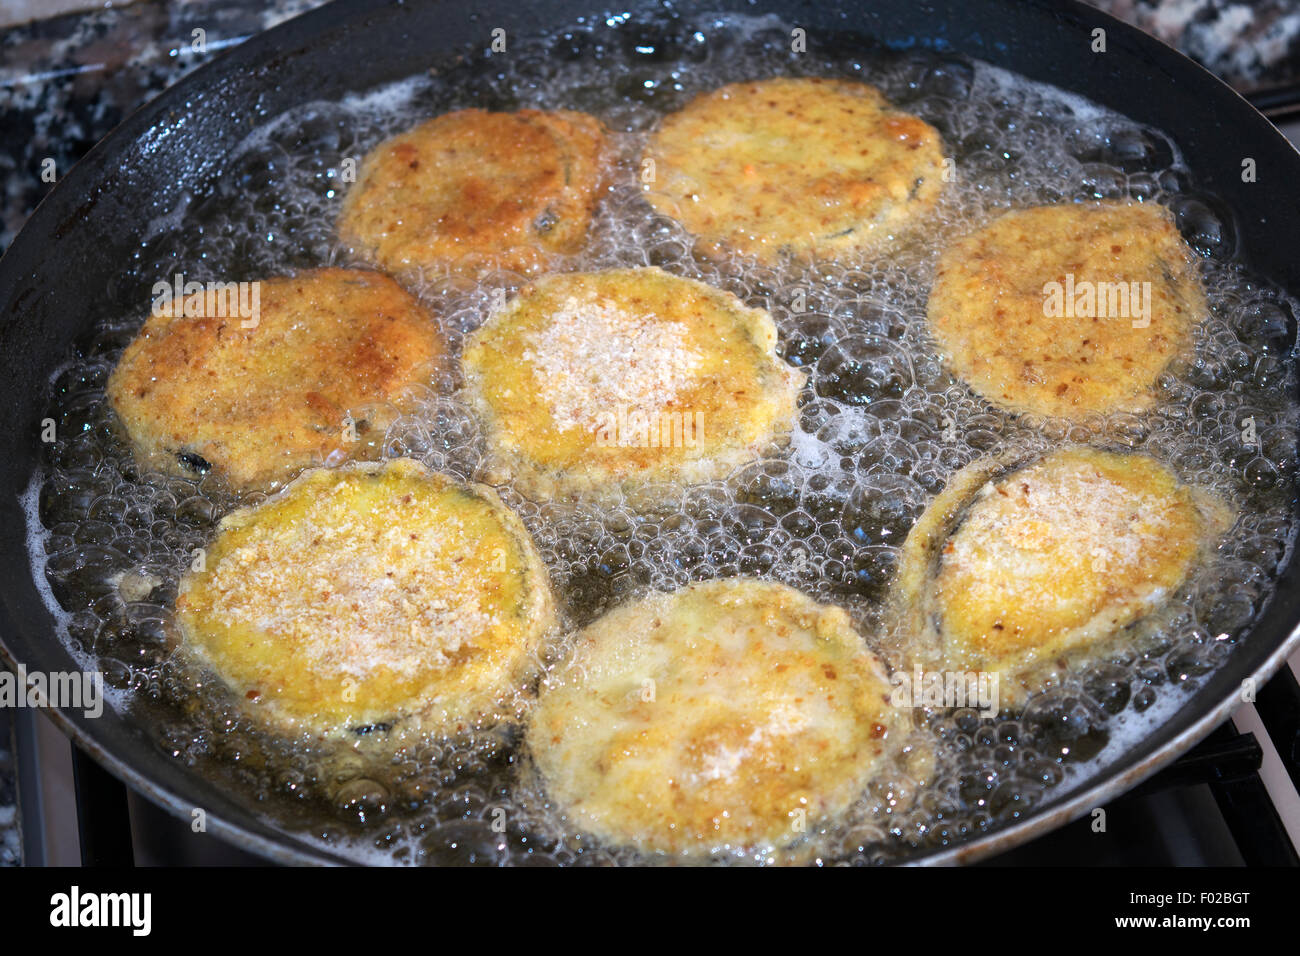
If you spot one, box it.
[0,0,328,253]
[1089,0,1300,89]
[0,713,17,866]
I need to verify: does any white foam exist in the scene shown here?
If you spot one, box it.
[20,470,130,717]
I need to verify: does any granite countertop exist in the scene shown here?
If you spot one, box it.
[1,0,1297,869]
[1091,0,1300,90]
[0,0,328,254]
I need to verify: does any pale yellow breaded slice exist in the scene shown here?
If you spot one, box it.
[174,459,557,739]
[926,201,1206,420]
[892,447,1232,702]
[338,109,609,276]
[526,578,903,861]
[106,268,445,493]
[641,77,946,263]
[461,267,806,501]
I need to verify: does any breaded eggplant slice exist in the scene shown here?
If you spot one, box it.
[174,459,557,739]
[926,201,1206,420]
[526,578,906,861]
[892,447,1232,703]
[461,267,806,501]
[641,77,946,264]
[106,267,445,493]
[338,109,609,276]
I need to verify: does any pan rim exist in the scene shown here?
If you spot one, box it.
[3,0,1299,867]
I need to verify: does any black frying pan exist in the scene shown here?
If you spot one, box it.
[1,0,1298,865]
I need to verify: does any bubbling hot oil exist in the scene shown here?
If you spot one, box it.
[29,12,1299,864]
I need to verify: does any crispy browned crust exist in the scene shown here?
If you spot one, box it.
[926,201,1206,420]
[890,447,1233,705]
[642,77,947,263]
[106,267,446,492]
[460,267,806,502]
[338,108,610,276]
[175,459,558,739]
[526,578,904,860]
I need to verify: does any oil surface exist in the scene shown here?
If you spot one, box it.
[27,11,1300,864]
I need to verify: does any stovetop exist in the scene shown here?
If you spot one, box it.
[2,0,1300,868]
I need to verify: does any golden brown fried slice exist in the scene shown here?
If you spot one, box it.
[107,268,444,493]
[892,447,1232,702]
[175,459,557,739]
[338,109,609,275]
[642,77,946,263]
[461,267,806,501]
[926,201,1206,420]
[526,578,903,860]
